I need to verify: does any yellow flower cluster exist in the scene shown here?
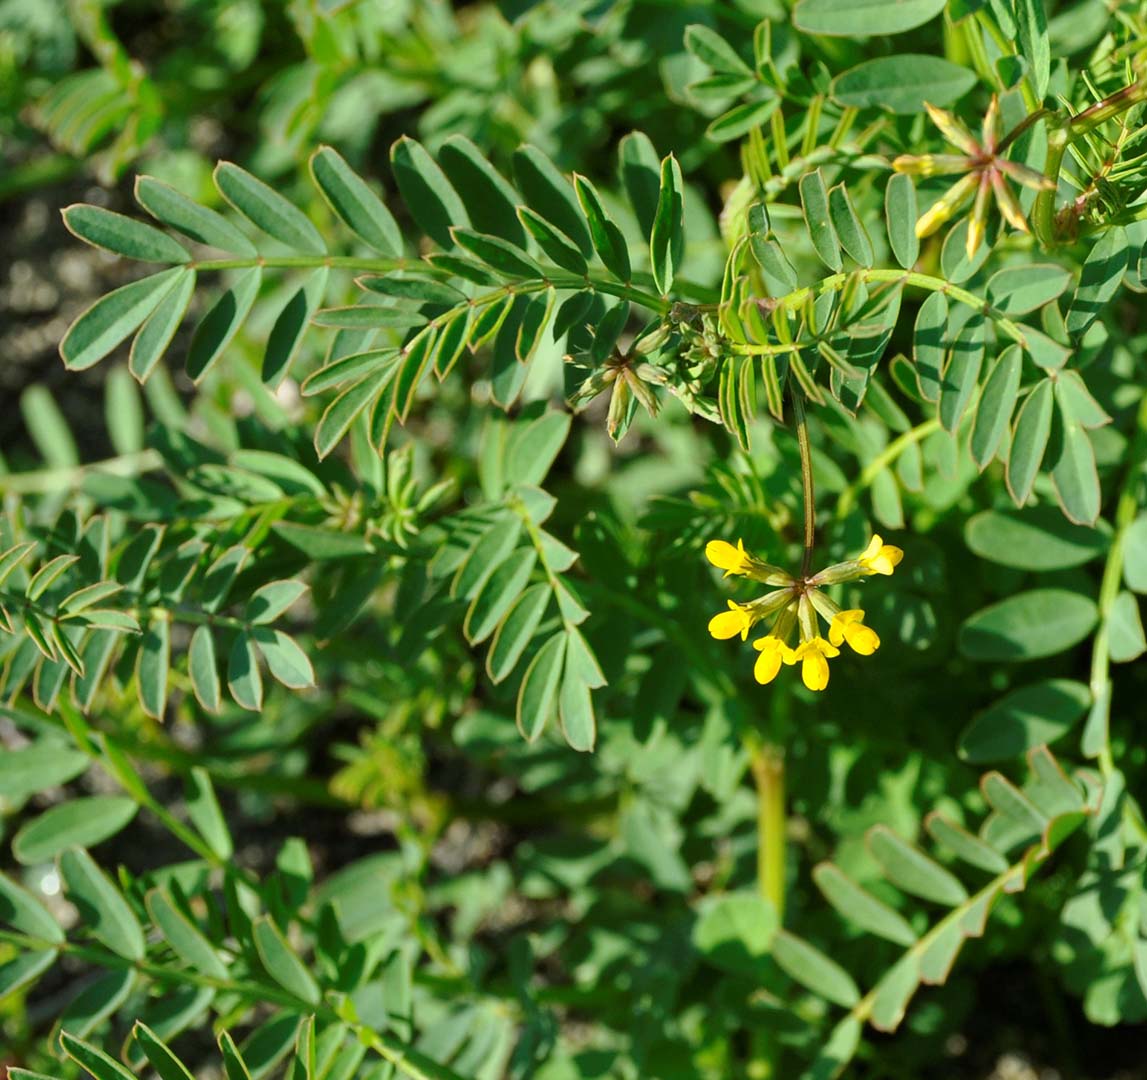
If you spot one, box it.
[892,97,1055,258]
[705,536,902,692]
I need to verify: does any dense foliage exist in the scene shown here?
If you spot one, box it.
[3,0,1147,1077]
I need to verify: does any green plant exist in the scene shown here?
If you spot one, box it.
[3,1,1147,1077]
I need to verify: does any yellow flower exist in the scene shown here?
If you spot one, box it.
[752,635,792,685]
[705,538,793,585]
[828,609,880,655]
[706,538,751,577]
[892,97,1056,257]
[784,637,839,692]
[708,600,753,640]
[857,535,903,577]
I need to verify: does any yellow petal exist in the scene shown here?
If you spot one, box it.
[915,173,978,239]
[860,535,883,562]
[966,174,992,259]
[924,102,980,155]
[754,645,784,685]
[706,538,753,578]
[708,605,749,640]
[991,172,1030,233]
[801,650,830,691]
[870,545,904,576]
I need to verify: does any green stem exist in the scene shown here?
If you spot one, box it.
[792,389,816,577]
[1032,79,1147,246]
[756,269,1034,351]
[188,256,675,313]
[836,419,942,520]
[1082,390,1147,771]
[748,740,786,920]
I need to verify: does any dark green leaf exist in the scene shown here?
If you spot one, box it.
[1006,378,1054,505]
[885,174,919,269]
[310,146,402,256]
[61,269,184,371]
[135,176,256,254]
[799,170,842,272]
[958,679,1090,761]
[516,631,566,741]
[573,174,631,281]
[438,134,526,247]
[186,267,263,382]
[794,0,947,35]
[60,847,144,960]
[959,589,1098,661]
[832,56,977,113]
[215,162,325,254]
[390,136,468,250]
[253,916,320,1005]
[64,204,190,263]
